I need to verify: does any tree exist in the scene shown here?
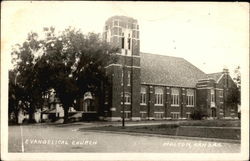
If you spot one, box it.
[10,32,46,123]
[11,26,118,124]
[9,70,23,124]
[232,66,241,105]
[233,66,241,88]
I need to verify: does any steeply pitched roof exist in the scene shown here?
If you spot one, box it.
[140,52,207,88]
[206,72,223,82]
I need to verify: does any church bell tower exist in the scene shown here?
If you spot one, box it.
[103,16,141,121]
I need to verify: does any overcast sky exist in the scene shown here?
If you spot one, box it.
[2,1,249,75]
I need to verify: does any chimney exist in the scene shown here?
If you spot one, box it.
[223,68,229,75]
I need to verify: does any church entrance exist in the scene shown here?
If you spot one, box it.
[211,108,216,118]
[83,92,96,112]
[82,92,98,121]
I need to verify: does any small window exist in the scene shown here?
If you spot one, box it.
[132,30,136,38]
[113,27,118,35]
[154,112,164,119]
[128,38,131,50]
[118,28,122,36]
[171,112,180,119]
[121,36,125,49]
[140,112,147,119]
[104,90,109,105]
[219,91,223,97]
[211,89,215,103]
[121,70,123,86]
[140,87,146,105]
[121,92,131,105]
[186,112,191,119]
[121,111,131,118]
[127,71,131,86]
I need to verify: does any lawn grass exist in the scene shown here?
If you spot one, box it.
[178,119,240,127]
[82,120,241,140]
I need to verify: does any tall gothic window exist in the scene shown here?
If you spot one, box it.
[171,88,179,106]
[186,89,194,107]
[155,87,163,105]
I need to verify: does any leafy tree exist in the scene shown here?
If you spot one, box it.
[10,32,45,123]
[232,66,241,105]
[11,26,118,124]
[233,66,241,88]
[9,70,23,124]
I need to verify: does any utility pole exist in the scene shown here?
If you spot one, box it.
[122,54,126,128]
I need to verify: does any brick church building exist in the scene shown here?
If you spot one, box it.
[93,15,239,121]
[40,15,239,122]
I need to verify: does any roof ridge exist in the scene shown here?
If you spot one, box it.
[140,52,184,59]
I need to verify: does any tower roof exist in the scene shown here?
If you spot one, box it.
[105,15,138,24]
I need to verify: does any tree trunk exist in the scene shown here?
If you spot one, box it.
[28,103,35,123]
[63,106,69,124]
[14,110,19,124]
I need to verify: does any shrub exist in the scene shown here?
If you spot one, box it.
[158,124,179,129]
[22,118,29,124]
[238,112,241,119]
[190,109,203,120]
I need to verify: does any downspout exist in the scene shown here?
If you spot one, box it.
[130,38,133,120]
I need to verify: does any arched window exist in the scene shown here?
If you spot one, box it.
[121,92,131,105]
[155,87,163,105]
[171,88,179,106]
[187,89,194,107]
[140,87,147,105]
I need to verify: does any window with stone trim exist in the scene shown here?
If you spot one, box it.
[121,70,123,86]
[155,87,163,105]
[211,89,215,103]
[128,37,131,50]
[121,111,131,118]
[113,27,118,35]
[140,111,147,118]
[140,87,146,105]
[171,88,179,106]
[154,112,164,119]
[171,112,180,119]
[186,112,191,119]
[186,89,194,107]
[121,33,125,49]
[219,90,223,97]
[121,92,131,105]
[127,71,131,86]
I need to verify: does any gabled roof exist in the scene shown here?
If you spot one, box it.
[206,72,223,82]
[140,52,207,88]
